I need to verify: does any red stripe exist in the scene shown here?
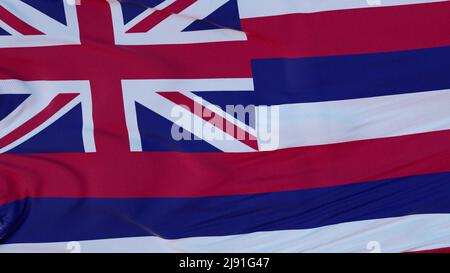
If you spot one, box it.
[0,6,43,35]
[159,92,258,150]
[0,93,79,150]
[126,0,197,33]
[243,1,450,59]
[2,129,450,205]
[1,2,449,80]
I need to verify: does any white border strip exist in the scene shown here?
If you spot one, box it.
[1,214,450,253]
[238,0,447,19]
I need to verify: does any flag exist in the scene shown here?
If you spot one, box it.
[0,0,450,253]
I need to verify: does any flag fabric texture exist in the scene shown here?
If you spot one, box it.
[0,0,450,252]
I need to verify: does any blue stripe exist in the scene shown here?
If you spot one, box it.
[1,171,450,243]
[197,46,450,106]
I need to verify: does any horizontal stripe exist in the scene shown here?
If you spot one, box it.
[252,46,450,102]
[197,46,450,107]
[258,89,450,151]
[2,2,450,81]
[2,213,450,253]
[1,129,450,204]
[2,171,450,243]
[238,0,445,18]
[243,1,450,59]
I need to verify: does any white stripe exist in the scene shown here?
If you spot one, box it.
[238,0,447,19]
[1,214,450,253]
[122,78,254,92]
[257,89,450,151]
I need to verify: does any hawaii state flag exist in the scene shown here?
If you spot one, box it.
[1,0,450,252]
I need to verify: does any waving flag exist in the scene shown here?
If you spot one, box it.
[1,0,450,253]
